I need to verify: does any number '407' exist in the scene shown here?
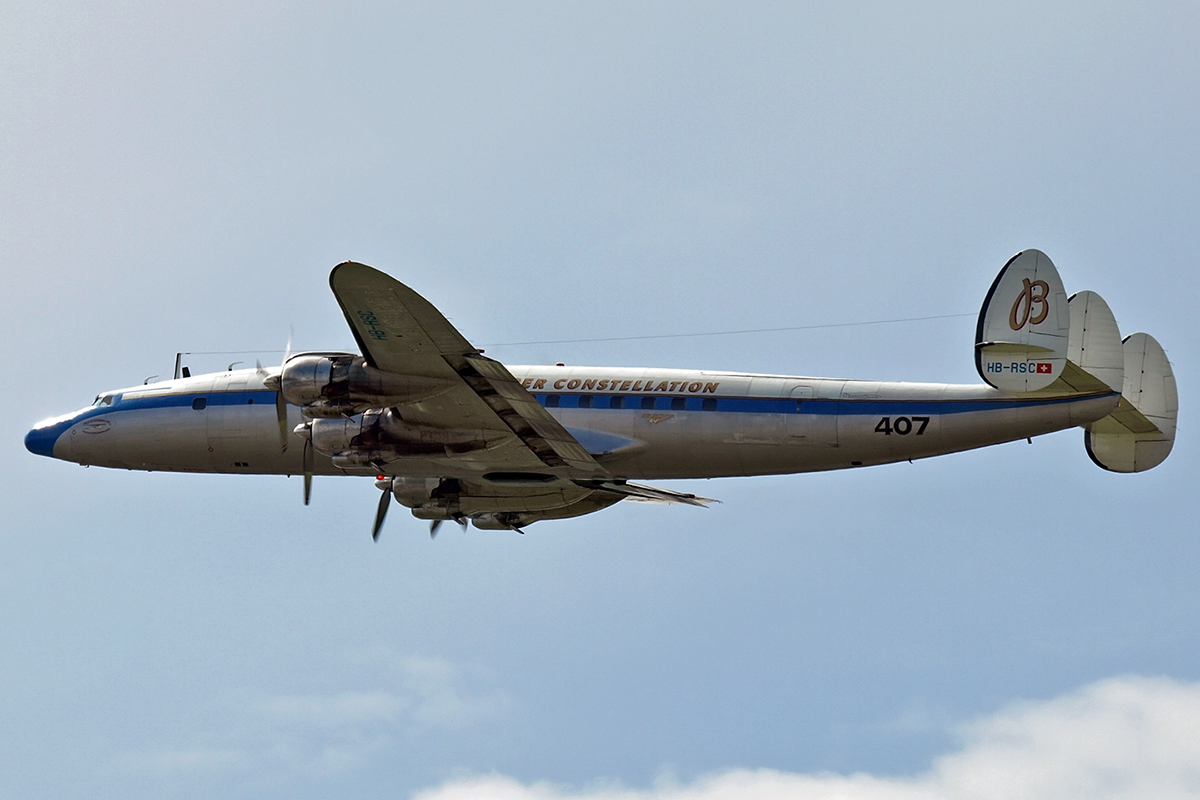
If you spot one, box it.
[874,416,930,435]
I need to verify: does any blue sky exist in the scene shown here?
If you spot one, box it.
[3,3,1199,798]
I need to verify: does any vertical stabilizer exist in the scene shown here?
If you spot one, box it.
[1065,290,1124,392]
[1085,333,1178,472]
[975,249,1071,392]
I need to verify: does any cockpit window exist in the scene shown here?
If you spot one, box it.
[92,394,116,407]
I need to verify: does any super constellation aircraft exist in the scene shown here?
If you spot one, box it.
[26,250,1177,537]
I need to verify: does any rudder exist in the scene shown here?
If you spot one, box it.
[1085,332,1178,473]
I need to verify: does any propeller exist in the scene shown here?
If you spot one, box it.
[372,477,392,541]
[302,437,313,505]
[261,332,309,500]
[290,421,313,505]
[272,332,294,452]
[275,390,289,452]
[429,515,467,539]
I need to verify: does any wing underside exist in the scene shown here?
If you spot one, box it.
[329,261,605,478]
[326,262,715,529]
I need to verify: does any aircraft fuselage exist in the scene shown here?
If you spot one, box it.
[27,364,1120,480]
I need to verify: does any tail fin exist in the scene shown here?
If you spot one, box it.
[1085,333,1178,472]
[975,249,1071,392]
[974,250,1178,472]
[1054,290,1125,395]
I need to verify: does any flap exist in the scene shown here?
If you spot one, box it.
[581,480,717,507]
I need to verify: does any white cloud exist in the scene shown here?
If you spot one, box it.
[395,654,516,729]
[413,675,1200,800]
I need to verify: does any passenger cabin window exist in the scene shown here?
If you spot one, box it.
[640,397,656,410]
[610,396,624,409]
[578,395,593,409]
[192,397,207,410]
[702,398,718,411]
[670,397,686,411]
[545,395,560,408]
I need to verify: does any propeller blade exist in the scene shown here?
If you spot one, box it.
[302,439,313,505]
[275,390,289,452]
[372,487,391,541]
[429,519,443,539]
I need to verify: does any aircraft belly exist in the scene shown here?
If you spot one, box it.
[932,392,1118,453]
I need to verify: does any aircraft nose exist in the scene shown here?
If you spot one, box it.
[25,417,72,458]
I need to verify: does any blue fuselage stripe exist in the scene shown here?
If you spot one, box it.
[532,392,1107,415]
[30,388,1113,459]
[49,389,1111,426]
[115,391,278,411]
[26,391,280,454]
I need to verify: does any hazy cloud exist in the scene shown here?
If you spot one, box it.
[114,652,513,780]
[414,675,1200,800]
[261,690,410,728]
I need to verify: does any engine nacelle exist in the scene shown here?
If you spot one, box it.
[329,450,390,469]
[277,353,452,412]
[278,354,343,406]
[374,476,621,530]
[375,477,467,519]
[410,504,463,521]
[387,477,445,508]
[310,409,496,460]
[470,512,526,531]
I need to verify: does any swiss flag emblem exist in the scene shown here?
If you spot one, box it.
[1036,362,1053,374]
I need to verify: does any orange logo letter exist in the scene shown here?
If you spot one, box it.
[1009,278,1050,330]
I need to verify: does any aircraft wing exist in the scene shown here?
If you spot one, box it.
[329,262,606,478]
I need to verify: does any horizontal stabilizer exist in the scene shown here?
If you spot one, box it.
[1053,361,1117,395]
[1085,333,1178,472]
[975,249,1071,392]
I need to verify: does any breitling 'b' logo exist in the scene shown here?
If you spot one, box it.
[1009,277,1051,330]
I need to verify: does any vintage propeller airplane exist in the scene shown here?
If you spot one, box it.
[26,250,1177,537]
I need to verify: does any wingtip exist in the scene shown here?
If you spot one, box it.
[328,260,379,289]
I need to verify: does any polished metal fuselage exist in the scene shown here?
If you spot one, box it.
[31,364,1120,480]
